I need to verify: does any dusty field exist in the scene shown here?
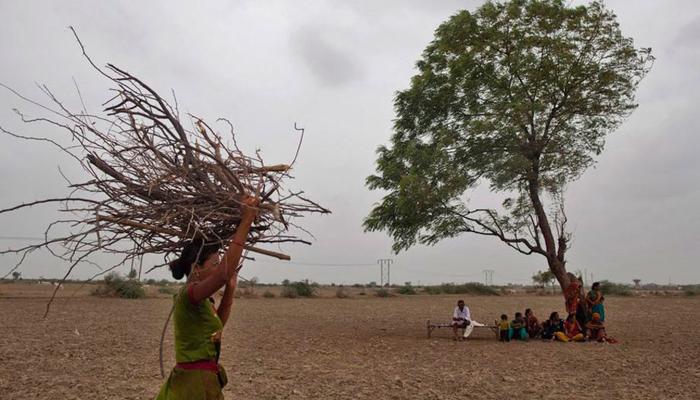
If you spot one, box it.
[1,283,699,399]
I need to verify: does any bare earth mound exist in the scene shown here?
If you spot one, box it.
[0,284,698,399]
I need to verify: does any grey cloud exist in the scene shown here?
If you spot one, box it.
[291,25,365,86]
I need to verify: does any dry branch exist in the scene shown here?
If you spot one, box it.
[0,28,328,313]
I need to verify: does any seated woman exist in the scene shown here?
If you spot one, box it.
[525,308,542,338]
[586,312,607,342]
[541,312,564,340]
[560,314,585,342]
[510,312,528,341]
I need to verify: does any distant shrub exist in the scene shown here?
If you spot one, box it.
[158,286,177,295]
[352,283,364,288]
[424,286,442,295]
[240,286,258,298]
[436,282,500,296]
[93,272,146,299]
[683,285,700,297]
[280,281,316,298]
[262,290,276,298]
[145,278,157,285]
[358,290,367,296]
[335,287,350,298]
[599,280,632,296]
[396,282,417,295]
[375,288,392,298]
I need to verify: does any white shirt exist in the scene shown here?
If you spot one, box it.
[453,305,471,321]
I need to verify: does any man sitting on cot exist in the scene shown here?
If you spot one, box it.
[451,299,471,341]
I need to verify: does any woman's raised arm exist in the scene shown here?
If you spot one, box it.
[189,198,258,304]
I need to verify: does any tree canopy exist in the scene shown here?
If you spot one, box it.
[365,0,652,289]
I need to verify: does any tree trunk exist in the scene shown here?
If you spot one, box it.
[527,158,570,294]
[547,257,569,292]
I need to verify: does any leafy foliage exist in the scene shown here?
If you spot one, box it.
[364,0,652,288]
[532,270,556,287]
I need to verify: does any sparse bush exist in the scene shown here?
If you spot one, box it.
[375,288,392,297]
[396,282,417,295]
[240,286,258,298]
[599,280,632,296]
[352,283,364,288]
[263,290,276,298]
[93,272,146,299]
[424,286,442,295]
[158,286,177,295]
[358,290,366,296]
[280,281,316,298]
[435,282,500,296]
[683,285,700,296]
[335,287,350,298]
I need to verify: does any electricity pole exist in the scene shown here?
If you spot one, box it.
[378,258,393,286]
[482,269,494,286]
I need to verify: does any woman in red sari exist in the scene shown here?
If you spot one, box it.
[564,273,581,317]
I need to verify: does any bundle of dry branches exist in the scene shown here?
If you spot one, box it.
[0,29,329,302]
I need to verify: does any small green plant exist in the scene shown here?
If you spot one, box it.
[93,272,146,299]
[280,280,316,298]
[262,290,276,298]
[396,282,417,295]
[375,288,392,298]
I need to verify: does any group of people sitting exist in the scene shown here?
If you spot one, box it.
[498,309,610,343]
[451,280,615,343]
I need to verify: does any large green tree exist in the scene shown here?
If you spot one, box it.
[365,0,652,291]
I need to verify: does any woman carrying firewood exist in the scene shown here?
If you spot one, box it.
[155,197,258,400]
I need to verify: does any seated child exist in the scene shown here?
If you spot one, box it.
[498,314,510,342]
[585,312,615,343]
[541,312,564,340]
[560,313,585,342]
[510,312,528,341]
[525,308,542,338]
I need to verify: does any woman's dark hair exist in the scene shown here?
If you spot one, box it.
[515,312,522,318]
[500,314,508,320]
[169,238,221,280]
[525,308,532,316]
[592,282,601,289]
[549,312,559,321]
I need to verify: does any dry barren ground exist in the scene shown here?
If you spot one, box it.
[1,283,698,399]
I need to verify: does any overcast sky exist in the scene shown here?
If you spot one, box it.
[1,0,698,285]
